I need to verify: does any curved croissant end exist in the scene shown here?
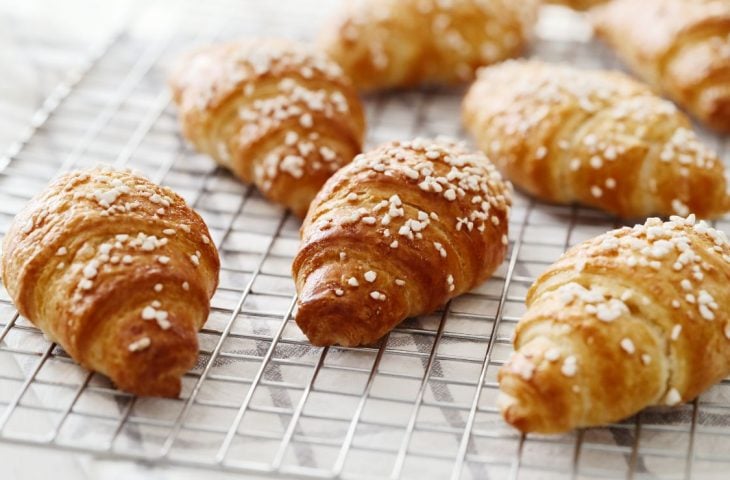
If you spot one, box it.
[1,167,220,397]
[317,0,539,91]
[592,0,730,133]
[293,138,512,347]
[463,60,728,219]
[170,38,366,217]
[500,216,730,433]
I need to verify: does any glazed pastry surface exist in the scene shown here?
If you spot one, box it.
[293,138,512,346]
[170,39,366,217]
[463,60,728,219]
[500,216,730,433]
[593,0,730,132]
[318,0,539,91]
[1,168,220,397]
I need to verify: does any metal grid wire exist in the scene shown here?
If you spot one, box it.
[1,1,730,478]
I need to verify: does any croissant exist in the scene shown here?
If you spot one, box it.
[462,60,729,219]
[292,138,512,346]
[169,39,366,218]
[592,0,730,132]
[317,0,539,91]
[499,215,730,433]
[1,168,220,397]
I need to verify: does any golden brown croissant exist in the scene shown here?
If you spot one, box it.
[292,138,512,347]
[1,167,220,397]
[463,60,729,219]
[499,215,730,433]
[169,39,366,218]
[592,0,730,132]
[317,0,539,91]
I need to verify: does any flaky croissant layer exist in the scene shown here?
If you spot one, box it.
[318,0,539,91]
[1,167,220,397]
[170,38,366,217]
[463,60,729,219]
[593,0,730,133]
[293,138,512,347]
[500,215,730,433]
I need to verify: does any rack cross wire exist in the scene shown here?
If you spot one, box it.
[0,1,729,479]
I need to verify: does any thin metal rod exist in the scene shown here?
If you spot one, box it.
[390,303,450,479]
[159,207,287,456]
[565,204,585,480]
[105,165,247,448]
[330,333,391,476]
[271,347,328,469]
[45,371,94,442]
[54,162,234,440]
[0,342,56,431]
[106,397,137,450]
[450,202,533,480]
[56,32,174,174]
[214,295,298,463]
[0,34,120,176]
[684,398,700,480]
[508,434,526,480]
[0,313,20,343]
[626,414,642,480]
[113,90,173,169]
[570,430,585,480]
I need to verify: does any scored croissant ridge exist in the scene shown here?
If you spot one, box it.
[1,167,220,397]
[317,0,539,91]
[169,38,366,218]
[592,0,730,133]
[292,138,512,347]
[463,60,730,219]
[499,215,730,434]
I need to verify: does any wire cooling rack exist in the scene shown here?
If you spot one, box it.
[1,1,730,479]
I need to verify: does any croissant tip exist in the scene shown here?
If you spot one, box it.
[295,303,356,347]
[295,291,386,347]
[497,390,533,433]
[497,365,569,434]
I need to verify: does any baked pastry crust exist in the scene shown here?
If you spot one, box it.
[463,60,728,219]
[292,138,512,346]
[170,39,366,218]
[592,0,730,132]
[317,0,539,91]
[499,216,730,433]
[1,167,220,397]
